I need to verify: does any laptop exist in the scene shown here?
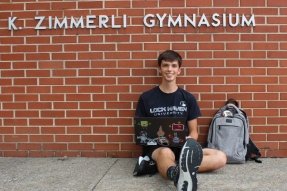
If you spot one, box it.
[134,117,187,147]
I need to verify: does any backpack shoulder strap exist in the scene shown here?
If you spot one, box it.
[246,138,262,163]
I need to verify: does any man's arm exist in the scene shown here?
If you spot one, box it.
[187,118,199,140]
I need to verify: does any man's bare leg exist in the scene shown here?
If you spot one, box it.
[199,148,227,173]
[151,147,176,178]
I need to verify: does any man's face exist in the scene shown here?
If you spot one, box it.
[159,60,181,82]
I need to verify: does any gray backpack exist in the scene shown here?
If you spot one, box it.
[207,103,249,164]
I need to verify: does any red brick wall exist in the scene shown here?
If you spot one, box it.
[0,0,286,157]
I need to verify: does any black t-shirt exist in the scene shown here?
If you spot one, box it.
[135,86,201,132]
[135,86,201,156]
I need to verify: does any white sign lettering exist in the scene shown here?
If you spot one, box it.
[7,13,256,31]
[8,17,18,30]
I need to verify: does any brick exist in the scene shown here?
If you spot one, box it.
[78,69,103,77]
[66,61,90,68]
[4,119,27,126]
[106,102,132,109]
[268,85,287,92]
[4,151,28,157]
[18,143,42,150]
[213,34,239,41]
[55,119,79,126]
[14,94,38,102]
[241,68,266,75]
[132,68,157,76]
[51,2,76,10]
[254,93,279,100]
[186,0,212,7]
[120,76,143,84]
[68,143,93,150]
[4,135,28,143]
[15,111,39,118]
[132,34,157,42]
[55,135,80,142]
[41,110,65,118]
[39,78,63,85]
[199,77,224,84]
[66,94,91,101]
[13,78,37,85]
[91,60,117,68]
[65,78,90,85]
[78,1,102,8]
[213,85,239,92]
[105,52,130,59]
[254,26,278,33]
[95,143,119,151]
[91,44,115,51]
[92,110,117,118]
[79,102,104,109]
[214,68,239,76]
[119,110,135,117]
[107,118,132,126]
[16,127,40,134]
[0,143,16,150]
[29,119,53,126]
[105,1,130,8]
[200,43,224,50]
[81,135,107,142]
[0,3,24,10]
[3,102,26,110]
[66,110,91,117]
[67,127,91,134]
[118,93,139,102]
[93,127,118,134]
[241,0,265,6]
[253,8,278,15]
[172,43,197,50]
[29,151,55,157]
[253,77,278,84]
[108,135,133,142]
[1,70,24,77]
[117,43,143,51]
[0,127,14,134]
[267,134,287,141]
[43,143,67,150]
[26,70,50,77]
[268,117,287,124]
[30,135,54,142]
[27,86,51,94]
[280,142,287,149]
[0,110,13,118]
[268,0,287,7]
[38,45,63,53]
[226,77,251,84]
[28,101,52,109]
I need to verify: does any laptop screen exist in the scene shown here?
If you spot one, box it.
[134,117,187,147]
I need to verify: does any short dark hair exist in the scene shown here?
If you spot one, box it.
[157,50,182,67]
[225,98,239,107]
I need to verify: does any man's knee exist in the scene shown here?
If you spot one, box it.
[200,149,227,172]
[216,150,227,168]
[152,147,175,161]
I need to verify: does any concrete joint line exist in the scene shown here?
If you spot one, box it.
[92,159,119,191]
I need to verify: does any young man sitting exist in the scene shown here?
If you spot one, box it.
[134,50,227,191]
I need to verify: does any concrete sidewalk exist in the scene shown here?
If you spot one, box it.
[0,157,286,191]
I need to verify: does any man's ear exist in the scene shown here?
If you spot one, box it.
[178,67,182,75]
